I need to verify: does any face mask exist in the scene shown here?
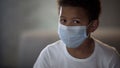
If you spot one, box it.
[58,23,88,48]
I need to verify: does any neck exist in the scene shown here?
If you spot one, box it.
[67,37,95,59]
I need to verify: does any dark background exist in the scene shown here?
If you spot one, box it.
[0,0,120,68]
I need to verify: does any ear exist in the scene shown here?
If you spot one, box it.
[87,20,99,33]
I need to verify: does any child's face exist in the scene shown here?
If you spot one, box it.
[59,6,90,26]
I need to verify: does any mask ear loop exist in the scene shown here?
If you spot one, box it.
[87,22,93,38]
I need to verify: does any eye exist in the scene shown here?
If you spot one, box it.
[60,19,67,24]
[72,19,81,24]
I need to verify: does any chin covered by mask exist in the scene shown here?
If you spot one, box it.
[58,23,88,48]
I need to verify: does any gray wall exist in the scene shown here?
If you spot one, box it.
[100,0,120,28]
[0,0,120,68]
[0,0,58,68]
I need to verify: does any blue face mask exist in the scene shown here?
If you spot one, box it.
[58,23,88,48]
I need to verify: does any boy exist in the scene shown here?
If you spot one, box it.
[34,0,120,68]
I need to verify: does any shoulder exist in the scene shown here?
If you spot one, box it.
[94,39,120,61]
[94,39,120,67]
[94,38,119,60]
[94,39,116,55]
[33,40,64,68]
[46,40,64,50]
[41,40,64,55]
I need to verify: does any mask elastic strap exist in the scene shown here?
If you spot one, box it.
[86,22,93,38]
[87,22,93,27]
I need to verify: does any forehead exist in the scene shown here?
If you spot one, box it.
[60,6,88,19]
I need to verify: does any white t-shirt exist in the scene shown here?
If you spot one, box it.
[33,39,120,68]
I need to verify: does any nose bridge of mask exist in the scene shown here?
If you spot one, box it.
[59,23,87,29]
[59,23,87,34]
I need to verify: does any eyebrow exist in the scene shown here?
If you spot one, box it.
[60,16,66,18]
[72,17,81,19]
[60,16,81,19]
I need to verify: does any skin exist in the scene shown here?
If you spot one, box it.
[59,6,99,59]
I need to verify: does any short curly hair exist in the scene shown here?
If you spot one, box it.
[57,0,101,21]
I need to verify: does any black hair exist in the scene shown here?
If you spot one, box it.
[57,0,101,21]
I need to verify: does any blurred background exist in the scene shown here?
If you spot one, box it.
[0,0,120,68]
